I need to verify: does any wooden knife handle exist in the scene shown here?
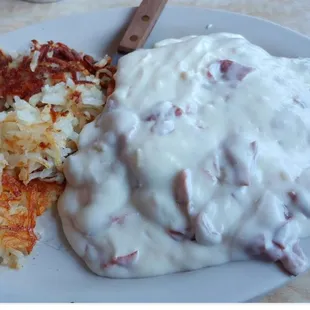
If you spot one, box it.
[118,0,168,53]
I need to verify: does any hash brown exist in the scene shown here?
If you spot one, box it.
[0,172,64,268]
[0,41,115,268]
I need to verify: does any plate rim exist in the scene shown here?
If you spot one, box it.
[1,5,310,41]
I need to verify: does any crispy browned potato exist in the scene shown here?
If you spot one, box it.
[0,173,64,268]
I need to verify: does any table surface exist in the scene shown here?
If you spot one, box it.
[1,0,310,303]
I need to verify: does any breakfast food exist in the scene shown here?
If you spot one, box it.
[0,172,63,268]
[0,41,115,267]
[59,33,310,278]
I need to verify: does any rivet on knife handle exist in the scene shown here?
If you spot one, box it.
[118,0,168,54]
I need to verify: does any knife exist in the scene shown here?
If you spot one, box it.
[111,0,168,66]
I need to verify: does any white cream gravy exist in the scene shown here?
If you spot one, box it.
[58,33,310,278]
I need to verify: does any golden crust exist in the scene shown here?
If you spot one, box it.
[0,172,64,268]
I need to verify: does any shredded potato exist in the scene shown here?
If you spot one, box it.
[0,41,116,267]
[0,172,64,268]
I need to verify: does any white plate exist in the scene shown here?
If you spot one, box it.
[1,6,310,303]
